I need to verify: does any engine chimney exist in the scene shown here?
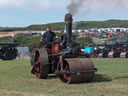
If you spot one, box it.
[65,13,73,47]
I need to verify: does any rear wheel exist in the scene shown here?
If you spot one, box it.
[34,52,41,78]
[126,53,128,58]
[32,48,48,79]
[3,49,18,60]
[30,49,37,66]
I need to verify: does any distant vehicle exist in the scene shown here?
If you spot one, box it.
[0,43,19,60]
[26,32,40,36]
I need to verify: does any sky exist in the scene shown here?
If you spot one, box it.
[0,0,128,27]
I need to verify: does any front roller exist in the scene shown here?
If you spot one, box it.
[108,51,120,58]
[98,52,108,58]
[57,58,97,84]
[120,52,128,58]
[31,48,49,79]
[108,51,115,58]
[98,53,103,58]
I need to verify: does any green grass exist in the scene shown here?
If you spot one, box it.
[92,37,102,44]
[0,59,128,96]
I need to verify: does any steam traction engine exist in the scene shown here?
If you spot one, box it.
[93,43,128,58]
[31,14,97,84]
[0,42,18,60]
[120,43,128,58]
[96,44,121,58]
[107,43,128,58]
[108,43,121,58]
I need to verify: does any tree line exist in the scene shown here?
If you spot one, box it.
[0,33,93,52]
[1,20,128,32]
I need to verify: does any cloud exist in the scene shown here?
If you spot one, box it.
[52,0,69,9]
[27,0,51,9]
[0,0,68,11]
[0,0,26,8]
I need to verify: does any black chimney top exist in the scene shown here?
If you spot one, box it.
[65,13,72,20]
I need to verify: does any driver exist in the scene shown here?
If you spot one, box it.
[40,27,56,48]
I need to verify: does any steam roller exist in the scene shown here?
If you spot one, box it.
[98,51,108,58]
[31,13,97,84]
[0,42,19,60]
[108,48,120,58]
[120,45,128,58]
[120,52,128,58]
[108,51,116,58]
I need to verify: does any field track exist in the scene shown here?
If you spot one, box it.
[0,58,128,96]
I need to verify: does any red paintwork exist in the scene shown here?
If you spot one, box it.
[34,51,42,78]
[51,42,60,54]
[58,60,71,83]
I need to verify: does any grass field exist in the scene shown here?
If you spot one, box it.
[92,37,102,44]
[0,58,128,96]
